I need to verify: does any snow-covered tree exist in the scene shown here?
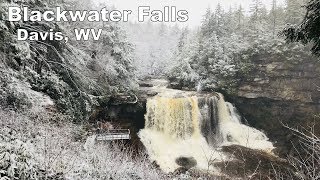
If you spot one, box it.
[285,0,306,24]
[282,0,320,56]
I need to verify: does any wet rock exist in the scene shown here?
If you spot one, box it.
[214,145,295,179]
[139,82,154,87]
[170,82,182,90]
[175,156,197,169]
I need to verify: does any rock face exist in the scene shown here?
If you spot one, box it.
[237,54,320,103]
[230,54,320,155]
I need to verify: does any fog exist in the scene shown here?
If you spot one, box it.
[94,0,285,27]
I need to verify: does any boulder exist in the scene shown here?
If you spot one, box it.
[175,156,197,169]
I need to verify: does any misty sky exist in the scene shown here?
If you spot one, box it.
[94,0,286,27]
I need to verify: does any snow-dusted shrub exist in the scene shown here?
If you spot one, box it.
[0,109,168,179]
[3,90,31,111]
[0,127,40,180]
[64,143,166,180]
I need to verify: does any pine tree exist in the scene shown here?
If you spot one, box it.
[249,0,264,36]
[282,0,320,56]
[203,6,212,23]
[235,5,245,33]
[158,23,167,37]
[271,0,277,38]
[201,7,213,37]
[177,27,189,54]
[285,0,305,24]
[224,6,236,35]
[250,0,263,21]
[215,3,225,36]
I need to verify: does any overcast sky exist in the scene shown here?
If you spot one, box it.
[94,0,286,27]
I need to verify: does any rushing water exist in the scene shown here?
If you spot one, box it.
[138,86,274,173]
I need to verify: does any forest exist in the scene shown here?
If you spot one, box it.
[0,0,319,179]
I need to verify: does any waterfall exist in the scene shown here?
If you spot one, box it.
[216,94,274,150]
[144,96,201,139]
[139,89,274,173]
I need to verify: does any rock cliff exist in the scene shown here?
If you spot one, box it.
[229,52,320,155]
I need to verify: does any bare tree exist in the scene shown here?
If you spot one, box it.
[283,124,320,180]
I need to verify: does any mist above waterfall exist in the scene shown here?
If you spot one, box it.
[139,87,274,173]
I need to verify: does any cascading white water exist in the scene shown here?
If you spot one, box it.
[139,88,274,173]
[216,94,274,150]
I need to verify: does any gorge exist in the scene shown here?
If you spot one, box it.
[1,0,319,179]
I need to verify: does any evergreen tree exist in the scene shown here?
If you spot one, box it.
[201,7,213,37]
[285,0,305,24]
[269,0,286,38]
[215,3,225,36]
[282,0,320,56]
[235,5,245,32]
[249,0,264,36]
[271,0,278,38]
[224,6,237,35]
[177,27,189,55]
